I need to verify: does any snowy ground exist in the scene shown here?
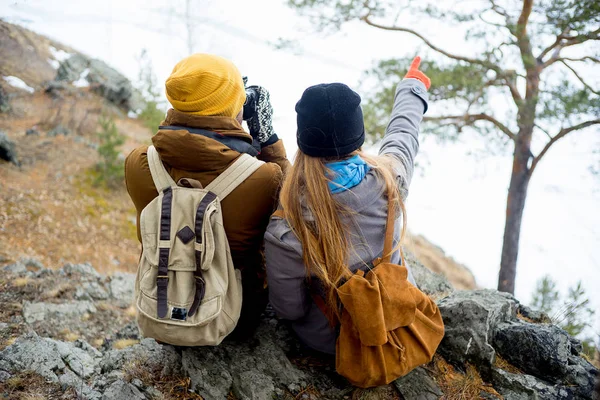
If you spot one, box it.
[2,0,598,335]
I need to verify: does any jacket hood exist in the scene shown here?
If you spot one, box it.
[152,108,252,171]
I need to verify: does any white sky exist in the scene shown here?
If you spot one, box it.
[2,0,599,333]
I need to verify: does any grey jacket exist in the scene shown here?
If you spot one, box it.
[264,79,428,354]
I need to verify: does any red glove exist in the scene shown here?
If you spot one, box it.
[404,56,430,90]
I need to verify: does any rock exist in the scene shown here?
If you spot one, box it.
[56,54,90,82]
[393,367,443,400]
[25,128,39,136]
[569,337,584,356]
[0,322,8,332]
[405,251,454,297]
[3,261,27,275]
[19,257,45,272]
[100,338,181,377]
[55,339,101,378]
[47,124,70,137]
[109,272,135,307]
[0,131,19,166]
[75,281,109,300]
[563,355,598,399]
[56,54,136,110]
[493,322,570,381]
[44,80,73,98]
[517,304,550,323]
[144,386,164,399]
[181,321,308,400]
[59,369,102,400]
[0,84,10,113]
[0,333,100,382]
[437,289,518,368]
[102,380,145,400]
[0,370,11,383]
[113,322,140,340]
[491,368,576,400]
[61,262,101,278]
[23,300,97,323]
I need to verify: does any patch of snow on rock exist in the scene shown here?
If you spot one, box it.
[72,68,90,88]
[2,76,34,93]
[49,46,72,61]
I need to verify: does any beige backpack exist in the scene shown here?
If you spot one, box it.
[135,145,264,346]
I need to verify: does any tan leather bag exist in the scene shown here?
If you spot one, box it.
[135,146,263,346]
[316,191,445,388]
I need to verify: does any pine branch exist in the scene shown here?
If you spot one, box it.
[531,119,600,173]
[540,28,600,67]
[559,56,600,63]
[424,113,516,141]
[559,60,600,95]
[360,15,503,74]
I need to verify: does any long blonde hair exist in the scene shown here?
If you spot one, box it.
[279,150,407,321]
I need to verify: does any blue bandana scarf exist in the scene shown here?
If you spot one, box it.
[326,155,370,194]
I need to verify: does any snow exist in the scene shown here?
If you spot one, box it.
[47,46,72,69]
[72,68,90,87]
[3,76,34,93]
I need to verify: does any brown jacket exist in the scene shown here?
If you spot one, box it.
[125,109,290,335]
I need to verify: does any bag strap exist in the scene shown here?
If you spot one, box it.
[373,186,405,267]
[156,187,173,319]
[205,154,264,200]
[188,191,218,317]
[147,145,177,192]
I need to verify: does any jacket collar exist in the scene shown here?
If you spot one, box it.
[152,109,252,172]
[162,108,253,143]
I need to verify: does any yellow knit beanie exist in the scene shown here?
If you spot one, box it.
[165,54,245,118]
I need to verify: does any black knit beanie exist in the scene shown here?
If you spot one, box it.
[295,83,365,157]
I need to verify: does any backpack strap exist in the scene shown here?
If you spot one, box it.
[205,154,264,200]
[147,145,177,192]
[188,191,218,317]
[156,186,173,319]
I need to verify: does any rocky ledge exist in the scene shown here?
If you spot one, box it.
[0,256,597,399]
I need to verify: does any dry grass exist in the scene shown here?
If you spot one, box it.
[124,358,204,399]
[61,330,80,342]
[40,282,73,300]
[494,355,522,374]
[432,356,502,400]
[96,302,114,312]
[296,386,322,399]
[125,305,138,318]
[0,76,149,276]
[351,385,400,400]
[11,277,30,288]
[112,339,140,349]
[0,370,78,399]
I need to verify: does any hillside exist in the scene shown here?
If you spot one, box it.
[0,20,149,274]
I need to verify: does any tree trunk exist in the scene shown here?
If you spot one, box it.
[498,137,532,294]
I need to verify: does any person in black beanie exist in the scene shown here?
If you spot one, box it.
[265,57,430,355]
[295,82,365,158]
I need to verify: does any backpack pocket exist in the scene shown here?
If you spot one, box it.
[137,262,222,326]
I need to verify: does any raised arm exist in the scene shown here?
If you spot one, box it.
[379,57,430,197]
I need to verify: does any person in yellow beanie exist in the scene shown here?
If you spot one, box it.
[125,53,290,339]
